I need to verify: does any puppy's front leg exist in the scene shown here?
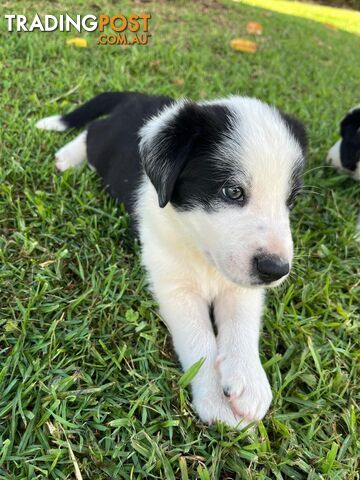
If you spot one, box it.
[215,288,272,424]
[155,288,240,427]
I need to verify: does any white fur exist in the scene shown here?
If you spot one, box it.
[327,138,360,181]
[136,97,302,427]
[354,163,360,181]
[55,131,87,171]
[136,180,274,426]
[326,139,342,170]
[36,114,67,132]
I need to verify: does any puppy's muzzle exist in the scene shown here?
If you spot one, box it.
[254,254,289,283]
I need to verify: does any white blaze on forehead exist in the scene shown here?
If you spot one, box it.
[204,96,303,206]
[226,97,302,174]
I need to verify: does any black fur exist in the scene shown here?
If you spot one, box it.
[340,108,360,172]
[141,101,235,210]
[280,111,308,156]
[62,92,134,129]
[84,92,173,211]
[287,160,306,210]
[279,112,307,209]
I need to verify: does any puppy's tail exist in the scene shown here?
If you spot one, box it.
[35,92,128,132]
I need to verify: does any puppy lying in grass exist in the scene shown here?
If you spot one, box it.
[327,105,360,180]
[327,105,360,234]
[36,92,307,428]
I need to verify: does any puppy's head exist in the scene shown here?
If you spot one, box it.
[139,97,307,288]
[327,106,360,180]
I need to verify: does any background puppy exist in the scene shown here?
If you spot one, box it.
[327,105,360,180]
[36,92,307,427]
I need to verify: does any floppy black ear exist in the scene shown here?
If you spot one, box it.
[139,101,225,208]
[339,108,360,171]
[280,112,308,157]
[340,108,360,139]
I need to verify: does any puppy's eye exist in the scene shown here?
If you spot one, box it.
[222,186,245,202]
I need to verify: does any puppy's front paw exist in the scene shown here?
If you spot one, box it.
[219,357,272,422]
[192,391,245,428]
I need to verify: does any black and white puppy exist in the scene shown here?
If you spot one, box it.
[36,92,307,428]
[327,105,360,180]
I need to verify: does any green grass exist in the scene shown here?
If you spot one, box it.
[0,0,359,478]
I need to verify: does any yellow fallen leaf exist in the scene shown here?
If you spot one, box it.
[66,38,88,48]
[230,38,258,53]
[246,21,263,35]
[171,78,184,86]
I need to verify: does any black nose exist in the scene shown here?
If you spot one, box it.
[254,254,289,283]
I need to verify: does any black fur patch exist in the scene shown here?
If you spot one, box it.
[63,92,138,129]
[280,111,308,157]
[141,102,236,210]
[287,159,306,210]
[209,303,218,336]
[279,112,307,208]
[340,108,360,171]
[86,92,173,212]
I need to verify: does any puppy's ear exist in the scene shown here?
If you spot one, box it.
[280,112,308,157]
[139,101,228,208]
[340,107,360,138]
[339,107,360,172]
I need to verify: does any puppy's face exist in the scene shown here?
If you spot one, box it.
[327,106,360,181]
[140,97,307,288]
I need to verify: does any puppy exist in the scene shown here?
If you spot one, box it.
[327,105,360,180]
[36,92,307,427]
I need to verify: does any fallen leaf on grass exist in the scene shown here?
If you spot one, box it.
[246,21,263,35]
[171,78,184,86]
[149,59,161,67]
[66,38,88,48]
[39,259,56,268]
[230,38,258,53]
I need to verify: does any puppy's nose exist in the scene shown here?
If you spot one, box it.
[254,254,289,283]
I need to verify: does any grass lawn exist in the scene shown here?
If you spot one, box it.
[0,0,359,478]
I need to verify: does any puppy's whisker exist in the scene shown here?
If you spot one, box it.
[300,190,322,195]
[304,164,335,174]
[301,186,323,191]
